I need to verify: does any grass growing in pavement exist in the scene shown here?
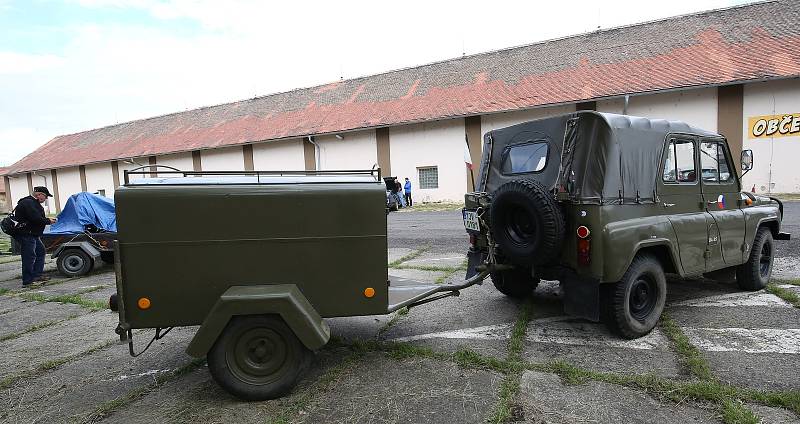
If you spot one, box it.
[767,284,800,308]
[376,307,409,337]
[0,287,9,296]
[721,399,760,424]
[489,300,534,423]
[387,247,429,268]
[660,313,714,380]
[396,202,464,212]
[0,315,80,342]
[20,292,107,311]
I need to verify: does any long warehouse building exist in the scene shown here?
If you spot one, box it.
[3,0,800,214]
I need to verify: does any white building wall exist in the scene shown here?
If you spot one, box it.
[481,104,577,139]
[597,88,718,131]
[201,146,244,171]
[8,175,30,207]
[84,163,115,198]
[317,130,377,171]
[390,119,466,203]
[29,171,56,214]
[742,78,800,194]
[253,139,306,170]
[56,167,84,212]
[156,152,194,175]
[117,158,151,184]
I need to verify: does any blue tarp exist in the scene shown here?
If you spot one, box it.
[45,192,117,234]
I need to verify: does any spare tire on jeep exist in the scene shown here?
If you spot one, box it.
[490,179,565,266]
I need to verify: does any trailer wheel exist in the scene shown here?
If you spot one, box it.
[605,254,666,339]
[490,266,540,298]
[208,315,310,401]
[736,227,773,291]
[56,248,93,277]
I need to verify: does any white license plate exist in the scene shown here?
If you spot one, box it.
[463,210,480,231]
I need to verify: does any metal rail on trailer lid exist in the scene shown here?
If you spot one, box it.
[123,166,382,185]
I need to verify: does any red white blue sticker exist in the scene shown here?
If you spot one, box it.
[717,194,725,209]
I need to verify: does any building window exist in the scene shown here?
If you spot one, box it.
[418,166,438,189]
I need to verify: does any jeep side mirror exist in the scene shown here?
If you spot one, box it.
[741,150,753,175]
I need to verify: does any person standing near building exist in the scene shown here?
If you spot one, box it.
[13,187,56,287]
[404,177,413,207]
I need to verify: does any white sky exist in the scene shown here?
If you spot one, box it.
[0,0,752,166]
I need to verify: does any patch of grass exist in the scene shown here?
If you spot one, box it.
[83,358,206,422]
[398,202,464,212]
[767,284,800,308]
[660,313,714,380]
[721,399,760,424]
[0,287,9,296]
[19,292,106,311]
[770,193,800,202]
[453,348,514,374]
[387,247,429,268]
[489,299,534,423]
[0,256,20,264]
[376,307,409,337]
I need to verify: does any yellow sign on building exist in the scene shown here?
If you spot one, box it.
[748,113,800,139]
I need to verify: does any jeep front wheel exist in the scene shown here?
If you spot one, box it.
[490,267,540,298]
[207,315,310,401]
[606,254,666,339]
[736,227,774,291]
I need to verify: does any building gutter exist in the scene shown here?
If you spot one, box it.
[307,136,321,170]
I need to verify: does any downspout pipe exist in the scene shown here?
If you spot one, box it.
[307,136,320,170]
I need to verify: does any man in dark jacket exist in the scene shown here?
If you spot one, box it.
[13,186,57,287]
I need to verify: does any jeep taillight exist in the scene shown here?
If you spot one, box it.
[577,226,590,266]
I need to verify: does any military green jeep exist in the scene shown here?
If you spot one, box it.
[463,112,790,338]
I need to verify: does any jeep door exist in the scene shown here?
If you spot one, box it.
[658,136,708,275]
[699,138,746,269]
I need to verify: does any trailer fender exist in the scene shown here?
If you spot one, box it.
[186,284,330,358]
[52,241,102,260]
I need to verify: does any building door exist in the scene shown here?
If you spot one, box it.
[658,136,708,276]
[699,138,746,270]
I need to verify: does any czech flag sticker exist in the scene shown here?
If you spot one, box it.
[717,194,725,209]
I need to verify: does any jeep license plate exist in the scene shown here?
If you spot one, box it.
[463,210,480,232]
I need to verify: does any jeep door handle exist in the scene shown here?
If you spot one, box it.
[707,200,717,205]
[663,202,675,208]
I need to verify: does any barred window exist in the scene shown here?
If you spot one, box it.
[418,166,438,189]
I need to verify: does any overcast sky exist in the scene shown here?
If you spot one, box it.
[0,0,753,166]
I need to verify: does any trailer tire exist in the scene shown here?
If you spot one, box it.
[491,179,565,265]
[736,227,773,291]
[56,248,93,277]
[490,266,540,298]
[605,254,666,339]
[208,315,310,401]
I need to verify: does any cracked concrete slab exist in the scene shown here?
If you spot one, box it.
[519,371,718,423]
[0,300,86,339]
[0,310,119,380]
[0,327,197,424]
[299,354,501,424]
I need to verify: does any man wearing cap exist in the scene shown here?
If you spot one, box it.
[12,187,57,287]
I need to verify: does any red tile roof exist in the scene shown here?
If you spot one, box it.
[6,0,800,174]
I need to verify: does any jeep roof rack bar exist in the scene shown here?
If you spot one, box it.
[123,168,381,185]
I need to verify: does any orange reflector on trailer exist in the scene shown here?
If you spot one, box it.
[137,297,151,310]
[364,287,375,298]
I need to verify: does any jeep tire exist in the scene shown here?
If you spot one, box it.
[490,179,565,266]
[491,266,540,298]
[56,248,93,277]
[208,315,310,401]
[736,227,773,291]
[606,254,666,339]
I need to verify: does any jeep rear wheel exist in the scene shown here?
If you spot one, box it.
[490,180,565,266]
[736,227,773,291]
[606,254,666,339]
[207,315,310,401]
[490,266,540,298]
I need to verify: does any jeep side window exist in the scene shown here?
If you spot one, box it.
[700,141,732,183]
[501,142,549,175]
[662,139,696,183]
